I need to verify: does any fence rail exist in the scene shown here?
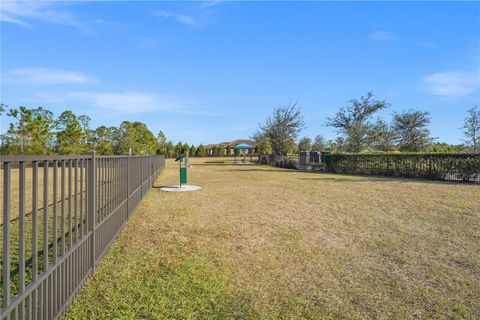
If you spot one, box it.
[0,153,165,319]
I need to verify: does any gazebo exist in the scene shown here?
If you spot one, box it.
[233,143,255,164]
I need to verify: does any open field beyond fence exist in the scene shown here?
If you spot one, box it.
[66,158,480,319]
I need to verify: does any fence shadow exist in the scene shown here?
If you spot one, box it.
[221,168,297,173]
[297,177,367,183]
[296,173,479,186]
[193,163,236,167]
[222,167,476,186]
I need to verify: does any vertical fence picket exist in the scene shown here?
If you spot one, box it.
[80,159,84,239]
[104,159,107,218]
[116,159,118,207]
[102,158,105,221]
[140,157,143,198]
[32,161,38,320]
[107,158,110,215]
[42,160,49,320]
[99,158,102,222]
[109,159,113,212]
[68,159,73,250]
[18,162,26,319]
[3,162,11,312]
[32,161,38,277]
[0,154,164,319]
[127,156,130,216]
[43,160,49,271]
[108,158,111,215]
[53,161,58,262]
[61,161,66,255]
[88,151,97,271]
[75,159,78,243]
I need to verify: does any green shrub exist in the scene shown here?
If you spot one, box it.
[324,153,480,182]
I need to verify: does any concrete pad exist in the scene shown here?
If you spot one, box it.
[159,185,202,192]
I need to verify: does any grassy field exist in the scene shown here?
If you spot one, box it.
[66,158,479,319]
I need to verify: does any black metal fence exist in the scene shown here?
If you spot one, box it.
[1,153,165,319]
[258,154,298,169]
[324,153,480,182]
[262,152,480,183]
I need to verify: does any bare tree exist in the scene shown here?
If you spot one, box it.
[326,92,389,152]
[462,106,480,153]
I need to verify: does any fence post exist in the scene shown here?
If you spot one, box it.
[141,156,143,198]
[3,162,11,309]
[428,155,433,178]
[127,155,130,217]
[87,150,97,271]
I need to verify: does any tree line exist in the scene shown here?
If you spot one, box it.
[254,92,479,155]
[2,95,478,157]
[0,104,213,157]
[0,104,247,157]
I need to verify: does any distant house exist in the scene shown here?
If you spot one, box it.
[206,139,256,156]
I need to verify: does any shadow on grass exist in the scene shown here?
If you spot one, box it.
[221,167,478,186]
[297,177,366,183]
[221,168,296,173]
[193,163,236,167]
[299,174,480,186]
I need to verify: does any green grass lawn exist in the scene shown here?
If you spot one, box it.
[65,158,480,319]
[0,165,115,304]
[0,167,84,305]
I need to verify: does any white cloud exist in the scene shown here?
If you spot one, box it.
[0,1,82,29]
[423,71,480,96]
[153,10,198,27]
[5,68,96,85]
[69,91,179,114]
[88,18,111,25]
[370,31,396,42]
[19,90,220,116]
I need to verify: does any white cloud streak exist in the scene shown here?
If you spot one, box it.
[423,71,480,96]
[370,31,396,42]
[153,10,198,27]
[0,1,82,29]
[20,90,220,116]
[5,68,97,85]
[69,91,182,114]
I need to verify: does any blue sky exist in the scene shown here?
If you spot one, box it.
[1,1,479,145]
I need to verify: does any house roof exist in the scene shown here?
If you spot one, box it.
[227,139,256,147]
[234,143,255,150]
[206,139,256,148]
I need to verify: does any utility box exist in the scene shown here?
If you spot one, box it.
[299,151,309,165]
[310,151,320,163]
